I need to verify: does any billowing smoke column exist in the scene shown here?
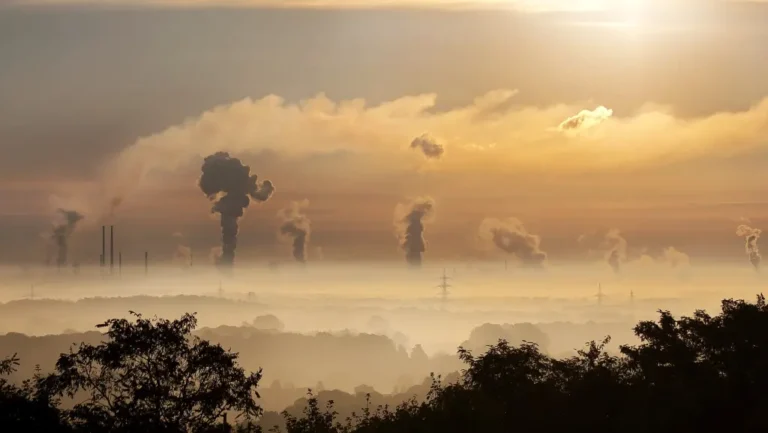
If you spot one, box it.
[578,228,627,274]
[607,250,622,274]
[410,134,445,159]
[559,106,613,131]
[736,225,762,270]
[278,200,311,263]
[52,209,84,268]
[478,218,547,267]
[394,197,436,267]
[199,152,275,267]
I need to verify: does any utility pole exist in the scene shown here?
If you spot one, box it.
[596,283,606,306]
[110,226,114,275]
[436,268,452,311]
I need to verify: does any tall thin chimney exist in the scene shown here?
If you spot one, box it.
[119,252,122,276]
[101,226,106,267]
[110,226,114,274]
[145,251,148,275]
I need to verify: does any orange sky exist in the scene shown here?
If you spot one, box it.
[1,2,767,264]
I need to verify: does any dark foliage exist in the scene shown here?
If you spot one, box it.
[3,295,768,433]
[272,295,768,433]
[0,354,70,433]
[1,312,263,433]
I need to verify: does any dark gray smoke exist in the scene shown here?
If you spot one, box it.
[394,197,435,267]
[278,200,311,263]
[478,218,547,267]
[736,225,761,270]
[52,209,84,268]
[199,152,275,267]
[410,134,445,159]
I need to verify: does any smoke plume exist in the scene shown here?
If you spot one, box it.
[559,106,613,131]
[661,246,690,268]
[174,245,192,267]
[394,197,435,267]
[52,209,84,268]
[478,218,547,267]
[199,152,275,267]
[171,233,192,267]
[410,134,445,159]
[736,224,761,270]
[209,247,223,264]
[278,200,311,263]
[578,228,627,274]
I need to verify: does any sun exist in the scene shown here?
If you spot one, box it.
[620,0,648,25]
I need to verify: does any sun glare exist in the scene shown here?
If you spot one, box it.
[621,0,647,26]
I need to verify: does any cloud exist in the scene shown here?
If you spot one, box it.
[91,89,768,219]
[0,0,628,11]
[660,246,691,268]
[558,106,614,131]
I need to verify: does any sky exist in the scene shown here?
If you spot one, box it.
[1,0,767,265]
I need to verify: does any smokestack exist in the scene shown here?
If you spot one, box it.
[394,197,435,268]
[145,251,148,275]
[102,226,106,267]
[199,152,275,268]
[119,252,122,276]
[110,226,114,274]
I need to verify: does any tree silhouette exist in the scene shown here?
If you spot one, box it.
[620,294,768,431]
[272,294,768,433]
[0,354,70,432]
[3,295,768,433]
[44,312,263,433]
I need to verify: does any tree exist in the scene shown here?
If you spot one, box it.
[0,354,71,432]
[620,294,768,432]
[280,390,344,433]
[278,294,768,433]
[44,312,263,433]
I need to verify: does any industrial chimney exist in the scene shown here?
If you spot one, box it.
[101,226,106,267]
[110,225,114,274]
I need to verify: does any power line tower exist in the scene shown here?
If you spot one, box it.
[436,268,452,310]
[596,283,606,306]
